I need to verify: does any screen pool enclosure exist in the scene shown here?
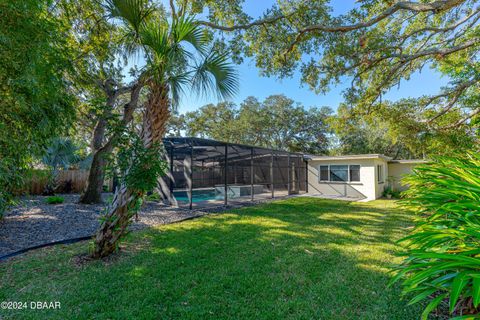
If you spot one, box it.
[159,137,308,209]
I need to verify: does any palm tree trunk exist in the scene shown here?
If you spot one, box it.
[142,84,170,148]
[90,184,138,258]
[91,84,170,259]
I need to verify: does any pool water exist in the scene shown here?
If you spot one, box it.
[173,189,223,202]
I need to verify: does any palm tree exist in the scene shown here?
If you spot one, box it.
[91,0,238,258]
[41,138,81,195]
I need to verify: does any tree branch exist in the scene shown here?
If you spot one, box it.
[285,0,466,54]
[99,80,145,153]
[439,107,480,129]
[399,7,480,42]
[199,0,465,34]
[198,13,288,31]
[425,79,479,124]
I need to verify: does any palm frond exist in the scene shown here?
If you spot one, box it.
[105,0,157,58]
[171,16,209,55]
[192,50,239,101]
[167,72,191,110]
[139,19,170,62]
[42,138,80,170]
[105,0,155,34]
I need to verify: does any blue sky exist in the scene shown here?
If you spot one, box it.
[162,0,449,114]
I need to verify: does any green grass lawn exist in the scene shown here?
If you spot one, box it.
[0,198,422,319]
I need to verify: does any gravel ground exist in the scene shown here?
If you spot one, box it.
[0,194,212,257]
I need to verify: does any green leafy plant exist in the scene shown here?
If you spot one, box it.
[392,190,402,199]
[383,186,394,198]
[114,134,167,195]
[383,186,402,199]
[392,153,480,319]
[93,132,168,257]
[45,196,65,204]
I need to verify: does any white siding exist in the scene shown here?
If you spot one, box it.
[307,159,379,201]
[387,162,419,191]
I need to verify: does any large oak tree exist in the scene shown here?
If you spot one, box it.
[192,0,479,149]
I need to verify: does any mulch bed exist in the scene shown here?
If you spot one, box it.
[0,194,210,257]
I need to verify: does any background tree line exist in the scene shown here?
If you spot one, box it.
[169,94,332,155]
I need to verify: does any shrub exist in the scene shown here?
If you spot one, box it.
[383,186,394,198]
[0,192,9,219]
[45,196,64,204]
[392,153,480,319]
[383,186,402,199]
[63,180,74,194]
[0,0,75,218]
[41,138,81,195]
[391,190,402,199]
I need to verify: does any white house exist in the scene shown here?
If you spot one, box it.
[306,154,426,201]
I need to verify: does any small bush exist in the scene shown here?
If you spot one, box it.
[45,196,64,204]
[382,186,393,197]
[383,186,402,199]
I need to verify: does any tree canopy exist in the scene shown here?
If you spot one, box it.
[329,103,476,158]
[193,0,479,143]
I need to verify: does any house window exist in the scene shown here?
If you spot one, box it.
[330,165,349,181]
[349,165,360,182]
[377,165,384,183]
[319,165,329,181]
[319,165,361,182]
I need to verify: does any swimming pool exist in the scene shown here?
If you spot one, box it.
[173,189,223,202]
[173,185,267,203]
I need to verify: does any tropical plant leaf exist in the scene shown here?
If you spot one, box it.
[409,288,438,305]
[473,276,480,308]
[450,272,470,313]
[421,293,448,320]
[193,50,239,100]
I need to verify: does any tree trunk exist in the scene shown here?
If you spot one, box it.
[79,81,143,204]
[91,84,170,259]
[79,80,116,204]
[78,145,111,203]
